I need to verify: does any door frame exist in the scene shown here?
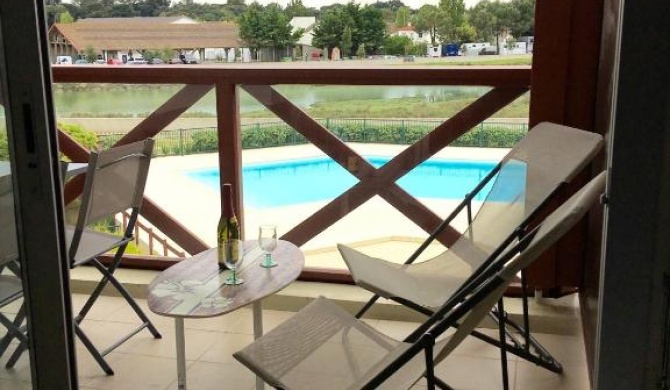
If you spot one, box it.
[0,0,77,387]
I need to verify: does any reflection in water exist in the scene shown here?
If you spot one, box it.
[53,85,491,116]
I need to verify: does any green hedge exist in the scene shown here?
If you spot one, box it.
[95,119,528,157]
[2,119,527,162]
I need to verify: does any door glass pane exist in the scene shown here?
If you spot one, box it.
[0,57,33,387]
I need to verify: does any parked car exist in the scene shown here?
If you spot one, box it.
[56,55,72,65]
[106,58,123,65]
[149,58,165,65]
[179,54,198,64]
[74,59,88,64]
[127,57,148,65]
[169,57,182,64]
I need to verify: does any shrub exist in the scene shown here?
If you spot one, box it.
[191,130,218,152]
[95,120,528,157]
[59,122,99,154]
[0,130,8,160]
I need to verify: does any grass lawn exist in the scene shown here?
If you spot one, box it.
[243,92,530,119]
[418,55,532,66]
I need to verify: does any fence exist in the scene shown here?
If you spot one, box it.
[97,119,529,157]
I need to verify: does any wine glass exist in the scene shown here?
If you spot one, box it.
[222,239,244,285]
[258,225,278,268]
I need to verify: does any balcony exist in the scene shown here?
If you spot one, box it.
[56,63,565,282]
[0,290,588,389]
[33,62,593,389]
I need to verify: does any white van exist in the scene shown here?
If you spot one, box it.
[56,55,73,65]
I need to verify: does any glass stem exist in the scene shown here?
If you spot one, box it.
[264,253,272,266]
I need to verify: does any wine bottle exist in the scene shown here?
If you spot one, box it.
[217,183,241,271]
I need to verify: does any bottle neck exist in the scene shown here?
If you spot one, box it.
[222,184,236,218]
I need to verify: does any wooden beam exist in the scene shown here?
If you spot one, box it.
[52,66,531,87]
[216,83,244,235]
[114,84,213,146]
[140,197,209,255]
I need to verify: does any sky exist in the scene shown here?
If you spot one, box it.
[185,0,485,10]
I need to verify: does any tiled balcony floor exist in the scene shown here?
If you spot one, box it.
[0,293,590,390]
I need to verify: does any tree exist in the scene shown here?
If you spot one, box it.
[413,4,440,46]
[505,36,517,51]
[341,25,353,57]
[313,3,384,57]
[238,3,268,54]
[468,0,518,53]
[238,3,302,61]
[312,7,347,57]
[46,3,71,26]
[383,35,412,55]
[369,0,405,13]
[468,0,495,42]
[509,0,535,36]
[341,2,363,56]
[356,43,366,58]
[395,6,410,27]
[164,1,241,21]
[135,0,170,17]
[73,0,114,18]
[358,5,385,54]
[84,46,98,63]
[59,11,74,23]
[436,0,466,44]
[109,2,137,17]
[285,0,313,18]
[408,42,427,56]
[454,23,476,43]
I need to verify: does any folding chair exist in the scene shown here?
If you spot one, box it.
[0,188,28,368]
[337,122,603,387]
[66,139,161,375]
[234,171,606,390]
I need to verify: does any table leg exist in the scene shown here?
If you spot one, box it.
[253,301,263,390]
[175,318,187,390]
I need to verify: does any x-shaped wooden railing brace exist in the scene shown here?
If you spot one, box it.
[243,85,528,248]
[60,84,213,255]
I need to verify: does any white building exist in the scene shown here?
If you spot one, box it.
[290,16,320,60]
[390,25,432,44]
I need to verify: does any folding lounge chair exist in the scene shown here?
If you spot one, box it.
[234,171,606,390]
[337,122,604,382]
[66,139,162,375]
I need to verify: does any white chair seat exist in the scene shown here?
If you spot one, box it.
[235,296,432,390]
[65,226,129,266]
[338,245,469,309]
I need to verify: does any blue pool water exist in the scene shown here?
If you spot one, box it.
[186,156,505,208]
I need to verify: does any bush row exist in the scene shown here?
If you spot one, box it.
[43,120,528,161]
[96,121,526,156]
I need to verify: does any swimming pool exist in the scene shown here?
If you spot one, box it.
[186,156,503,208]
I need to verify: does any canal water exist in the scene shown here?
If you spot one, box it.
[52,85,491,116]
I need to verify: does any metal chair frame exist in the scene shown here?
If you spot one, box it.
[68,139,161,375]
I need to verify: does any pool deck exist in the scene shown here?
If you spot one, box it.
[145,143,509,268]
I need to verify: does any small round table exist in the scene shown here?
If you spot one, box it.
[148,240,304,390]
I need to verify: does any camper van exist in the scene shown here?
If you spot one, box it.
[427,46,441,58]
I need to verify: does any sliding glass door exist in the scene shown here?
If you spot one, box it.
[0,0,76,388]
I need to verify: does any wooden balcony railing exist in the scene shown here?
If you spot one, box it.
[122,212,186,258]
[54,64,531,284]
